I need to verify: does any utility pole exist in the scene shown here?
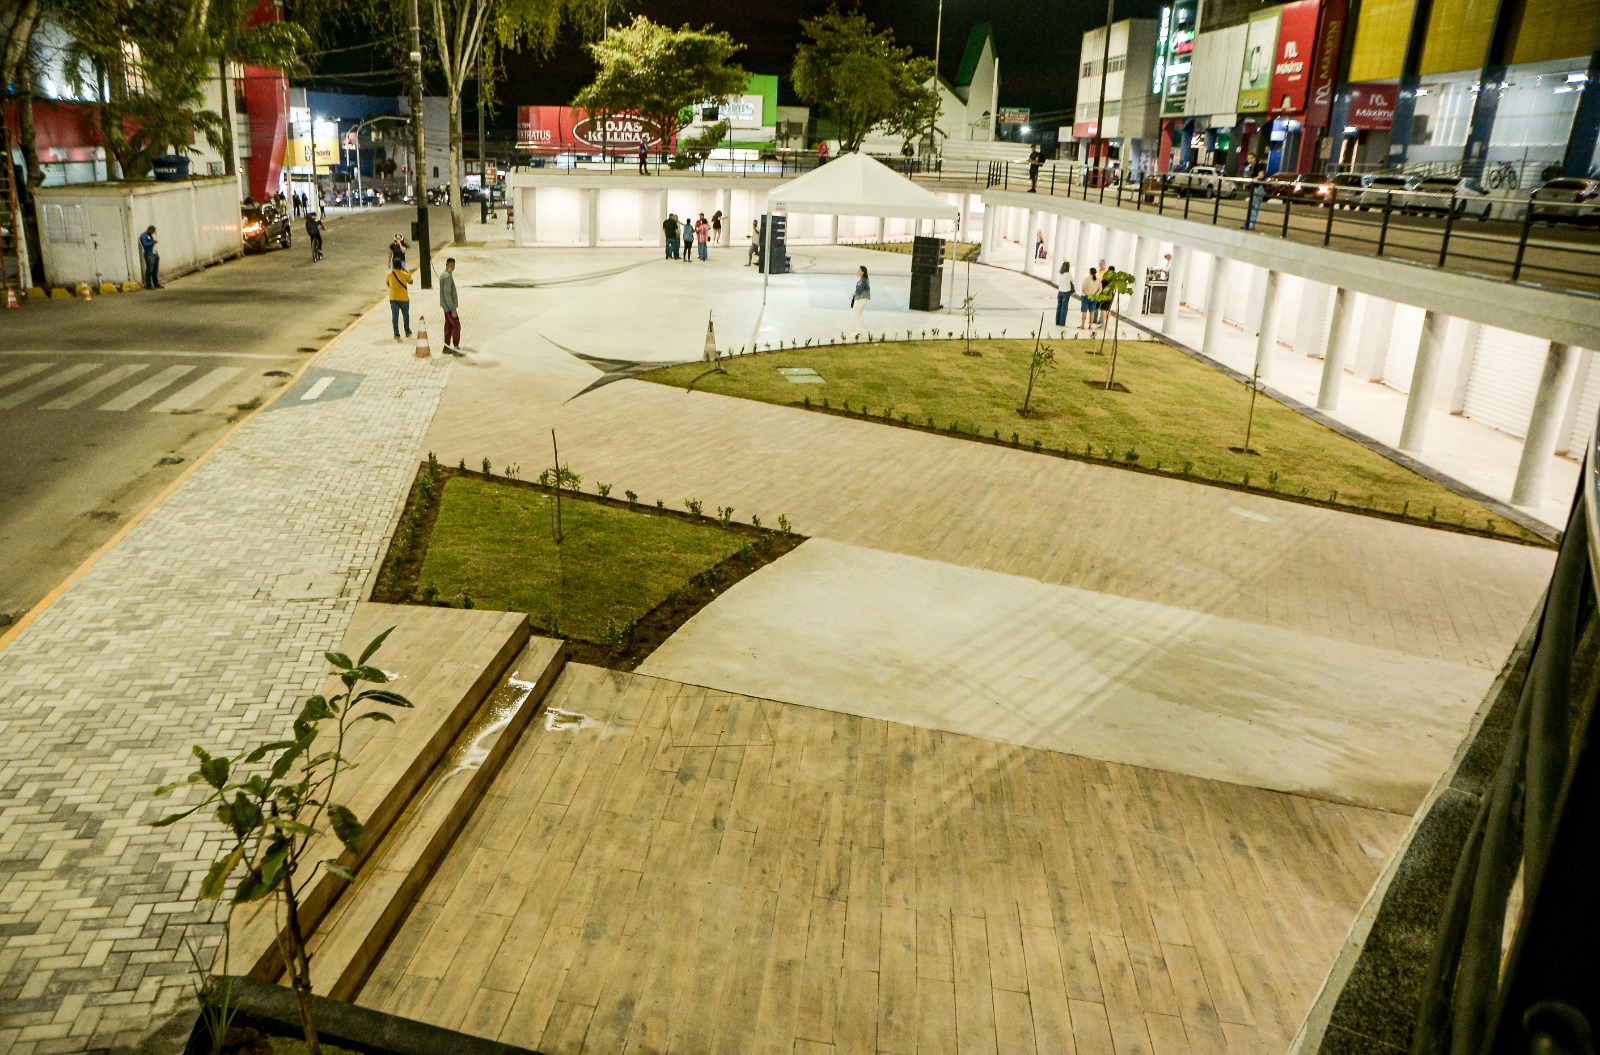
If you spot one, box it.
[1092,0,1114,172]
[929,0,943,150]
[406,0,432,288]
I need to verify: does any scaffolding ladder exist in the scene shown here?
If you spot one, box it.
[1,123,29,294]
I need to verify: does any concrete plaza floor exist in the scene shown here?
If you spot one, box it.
[0,233,1557,1053]
[422,243,1551,813]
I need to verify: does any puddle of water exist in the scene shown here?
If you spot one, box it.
[544,707,601,732]
[439,677,539,781]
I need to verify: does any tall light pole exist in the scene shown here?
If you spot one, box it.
[929,0,943,151]
[1092,0,1114,172]
[406,0,432,288]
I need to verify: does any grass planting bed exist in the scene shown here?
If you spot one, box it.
[373,466,803,668]
[643,335,1543,544]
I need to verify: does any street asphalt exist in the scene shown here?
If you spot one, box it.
[0,204,452,625]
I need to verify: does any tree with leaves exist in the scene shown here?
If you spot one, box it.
[54,0,306,180]
[1097,267,1136,388]
[574,15,748,167]
[154,631,412,1055]
[425,0,602,244]
[792,6,939,153]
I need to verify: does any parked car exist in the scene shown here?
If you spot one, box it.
[1263,172,1333,201]
[1402,176,1493,219]
[1326,172,1370,208]
[1354,174,1419,210]
[1529,177,1600,223]
[241,202,291,252]
[1170,165,1236,198]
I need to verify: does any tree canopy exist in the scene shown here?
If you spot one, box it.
[574,16,748,162]
[791,6,938,153]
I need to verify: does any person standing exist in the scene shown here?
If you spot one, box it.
[1079,267,1101,330]
[138,225,160,289]
[850,265,870,334]
[1028,146,1043,192]
[1034,230,1046,260]
[1056,262,1076,328]
[663,213,680,259]
[390,234,407,269]
[711,210,723,245]
[439,257,463,355]
[695,214,710,261]
[746,220,761,267]
[817,140,829,166]
[682,220,694,263]
[638,144,650,175]
[387,259,413,341]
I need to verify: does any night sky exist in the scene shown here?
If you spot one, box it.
[309,1,1168,129]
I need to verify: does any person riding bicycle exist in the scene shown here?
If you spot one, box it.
[305,212,324,261]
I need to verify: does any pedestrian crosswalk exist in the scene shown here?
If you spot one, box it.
[0,360,265,414]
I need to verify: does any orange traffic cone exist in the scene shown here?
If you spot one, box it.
[414,315,431,358]
[4,288,17,310]
[703,312,718,362]
[78,281,92,302]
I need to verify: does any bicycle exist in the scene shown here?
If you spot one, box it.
[1486,162,1520,191]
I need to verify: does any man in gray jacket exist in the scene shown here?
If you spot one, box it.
[439,257,463,355]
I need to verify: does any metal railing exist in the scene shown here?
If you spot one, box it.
[982,162,1600,299]
[1408,425,1600,1055]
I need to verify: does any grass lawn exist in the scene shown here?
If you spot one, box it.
[643,336,1539,542]
[415,476,751,639]
[852,239,981,261]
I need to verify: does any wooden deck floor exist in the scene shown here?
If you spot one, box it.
[358,664,1406,1055]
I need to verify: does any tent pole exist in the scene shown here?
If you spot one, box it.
[762,207,773,305]
[945,216,956,311]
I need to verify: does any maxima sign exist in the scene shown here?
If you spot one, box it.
[516,106,672,152]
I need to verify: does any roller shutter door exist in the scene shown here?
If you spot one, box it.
[1565,351,1600,456]
[1185,253,1211,309]
[1223,264,1253,327]
[1463,325,1547,438]
[1382,305,1427,393]
[1275,275,1304,351]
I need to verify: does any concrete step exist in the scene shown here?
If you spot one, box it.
[226,603,533,982]
[304,636,566,1001]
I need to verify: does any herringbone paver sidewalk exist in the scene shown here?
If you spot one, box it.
[0,314,452,1054]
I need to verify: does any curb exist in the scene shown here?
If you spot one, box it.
[0,296,386,655]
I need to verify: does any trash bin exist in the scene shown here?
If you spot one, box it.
[151,155,190,181]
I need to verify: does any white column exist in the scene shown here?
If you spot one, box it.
[1202,256,1230,357]
[877,216,887,244]
[1398,310,1450,453]
[523,187,537,245]
[1511,342,1581,508]
[1131,237,1158,314]
[1024,209,1041,274]
[586,188,599,247]
[830,215,840,245]
[1161,246,1189,336]
[1254,270,1282,381]
[1317,287,1356,411]
[657,190,669,253]
[721,187,733,238]
[1075,222,1094,280]
[980,207,997,263]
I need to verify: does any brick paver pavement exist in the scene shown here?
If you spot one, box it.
[0,313,453,1054]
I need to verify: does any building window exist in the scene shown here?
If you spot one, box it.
[1082,60,1096,77]
[432,165,439,178]
[1107,55,1126,73]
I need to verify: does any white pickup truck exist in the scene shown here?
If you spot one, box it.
[1169,165,1237,199]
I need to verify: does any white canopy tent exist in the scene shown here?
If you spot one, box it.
[760,152,962,307]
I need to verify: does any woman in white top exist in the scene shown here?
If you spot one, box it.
[1056,262,1076,329]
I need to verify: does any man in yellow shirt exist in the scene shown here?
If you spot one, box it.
[387,262,413,341]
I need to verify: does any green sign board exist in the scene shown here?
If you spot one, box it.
[997,107,1031,125]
